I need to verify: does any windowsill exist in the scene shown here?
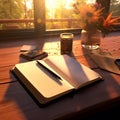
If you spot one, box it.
[0,31,120,46]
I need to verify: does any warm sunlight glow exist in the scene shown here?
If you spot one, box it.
[46,0,60,19]
[46,0,96,19]
[22,0,33,10]
[26,0,33,10]
[64,0,74,10]
[46,0,74,18]
[86,0,96,4]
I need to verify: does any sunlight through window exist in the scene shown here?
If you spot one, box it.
[45,0,96,30]
[0,0,34,30]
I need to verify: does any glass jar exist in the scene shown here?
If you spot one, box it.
[81,29,102,50]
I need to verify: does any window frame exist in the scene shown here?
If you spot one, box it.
[0,0,119,40]
[97,0,120,31]
[0,0,45,40]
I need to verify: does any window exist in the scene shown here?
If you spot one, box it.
[0,0,44,39]
[110,0,120,16]
[0,0,34,30]
[45,0,77,30]
[45,0,96,31]
[1,0,119,39]
[109,0,120,29]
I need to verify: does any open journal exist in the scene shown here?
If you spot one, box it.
[12,55,102,105]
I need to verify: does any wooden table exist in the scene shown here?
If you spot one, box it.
[0,32,120,120]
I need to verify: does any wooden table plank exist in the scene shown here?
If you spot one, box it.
[0,32,120,120]
[75,55,98,69]
[0,66,16,83]
[0,69,120,120]
[0,47,21,55]
[0,52,20,67]
[100,33,120,58]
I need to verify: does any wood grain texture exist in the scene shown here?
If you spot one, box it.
[0,32,120,120]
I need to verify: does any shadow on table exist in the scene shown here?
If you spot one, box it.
[3,42,120,120]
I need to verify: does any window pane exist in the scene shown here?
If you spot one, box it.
[0,0,34,30]
[45,0,96,31]
[110,0,120,16]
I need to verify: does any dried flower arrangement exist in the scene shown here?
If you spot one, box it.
[73,1,120,37]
